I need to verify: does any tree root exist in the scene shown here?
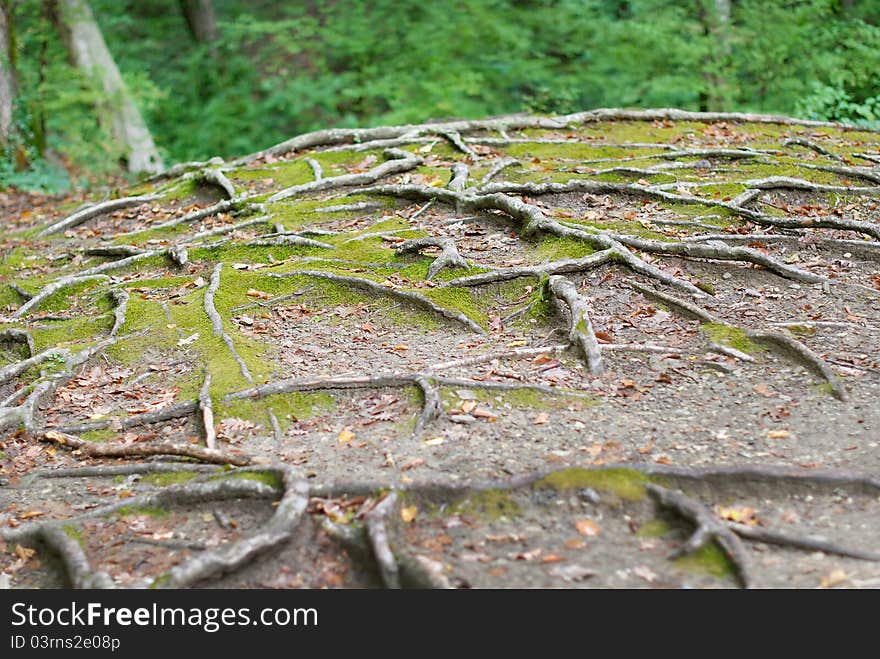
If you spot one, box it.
[428,344,570,371]
[270,269,485,334]
[305,157,323,181]
[267,148,422,203]
[746,330,847,401]
[646,483,753,588]
[413,375,441,436]
[37,194,162,238]
[205,263,254,384]
[189,168,236,199]
[547,275,604,374]
[445,250,614,287]
[0,328,36,357]
[55,401,198,434]
[159,465,308,588]
[109,289,129,336]
[42,430,253,466]
[629,281,847,399]
[395,237,469,280]
[727,523,880,562]
[479,158,520,185]
[245,234,334,249]
[14,274,111,318]
[35,524,116,588]
[365,492,401,588]
[199,369,216,450]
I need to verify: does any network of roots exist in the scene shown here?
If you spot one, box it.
[1,109,879,589]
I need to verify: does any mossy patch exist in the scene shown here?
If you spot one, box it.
[142,471,201,487]
[449,489,521,521]
[701,323,764,354]
[636,519,673,538]
[213,470,283,490]
[673,541,735,580]
[536,468,650,501]
[62,524,84,546]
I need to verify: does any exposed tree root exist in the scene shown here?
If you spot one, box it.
[547,275,604,374]
[445,250,614,287]
[728,523,880,562]
[746,330,847,401]
[159,465,308,588]
[448,162,470,193]
[37,194,162,237]
[0,328,36,357]
[190,167,236,199]
[199,369,216,450]
[35,524,116,589]
[267,148,422,203]
[305,157,323,181]
[54,401,198,435]
[646,483,753,589]
[205,263,254,384]
[365,492,401,588]
[413,375,441,436]
[428,344,570,371]
[269,269,485,334]
[395,237,469,280]
[245,233,334,249]
[479,158,520,185]
[109,289,129,336]
[629,281,719,323]
[42,430,252,466]
[14,274,111,318]
[782,137,847,162]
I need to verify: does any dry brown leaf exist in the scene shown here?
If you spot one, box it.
[337,428,356,444]
[767,430,790,439]
[575,519,600,537]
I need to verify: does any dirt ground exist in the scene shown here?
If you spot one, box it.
[2,108,880,589]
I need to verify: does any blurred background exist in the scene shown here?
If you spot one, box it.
[1,0,879,191]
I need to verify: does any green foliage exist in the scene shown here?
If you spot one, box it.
[2,0,879,190]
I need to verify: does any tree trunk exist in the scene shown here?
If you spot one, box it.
[179,0,218,43]
[52,0,163,174]
[0,0,16,144]
[697,0,732,112]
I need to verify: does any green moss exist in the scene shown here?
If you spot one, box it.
[62,524,84,546]
[79,428,117,442]
[536,468,650,501]
[695,281,716,295]
[218,390,336,432]
[701,323,764,354]
[531,236,596,260]
[450,489,520,521]
[142,471,200,487]
[636,519,673,538]
[785,324,817,336]
[673,541,735,580]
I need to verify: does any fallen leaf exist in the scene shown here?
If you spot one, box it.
[541,554,566,564]
[246,289,271,299]
[767,430,790,439]
[575,519,600,537]
[337,428,356,444]
[13,545,35,560]
[716,505,760,525]
[400,506,418,523]
[564,538,586,550]
[424,437,444,446]
[461,400,478,414]
[532,412,549,425]
[820,568,848,588]
[633,566,657,583]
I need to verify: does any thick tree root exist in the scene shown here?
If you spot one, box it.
[42,430,252,466]
[37,194,162,237]
[109,289,129,336]
[395,237,469,280]
[55,401,199,434]
[0,328,36,357]
[270,269,485,334]
[14,274,111,318]
[728,523,880,562]
[35,524,116,589]
[199,369,216,450]
[159,465,308,588]
[365,492,401,589]
[646,483,753,589]
[267,148,422,203]
[205,263,254,384]
[547,275,604,374]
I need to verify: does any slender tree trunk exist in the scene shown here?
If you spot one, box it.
[52,0,163,174]
[697,0,732,112]
[179,0,218,43]
[0,0,16,144]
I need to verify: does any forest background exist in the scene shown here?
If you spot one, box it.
[1,0,879,191]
